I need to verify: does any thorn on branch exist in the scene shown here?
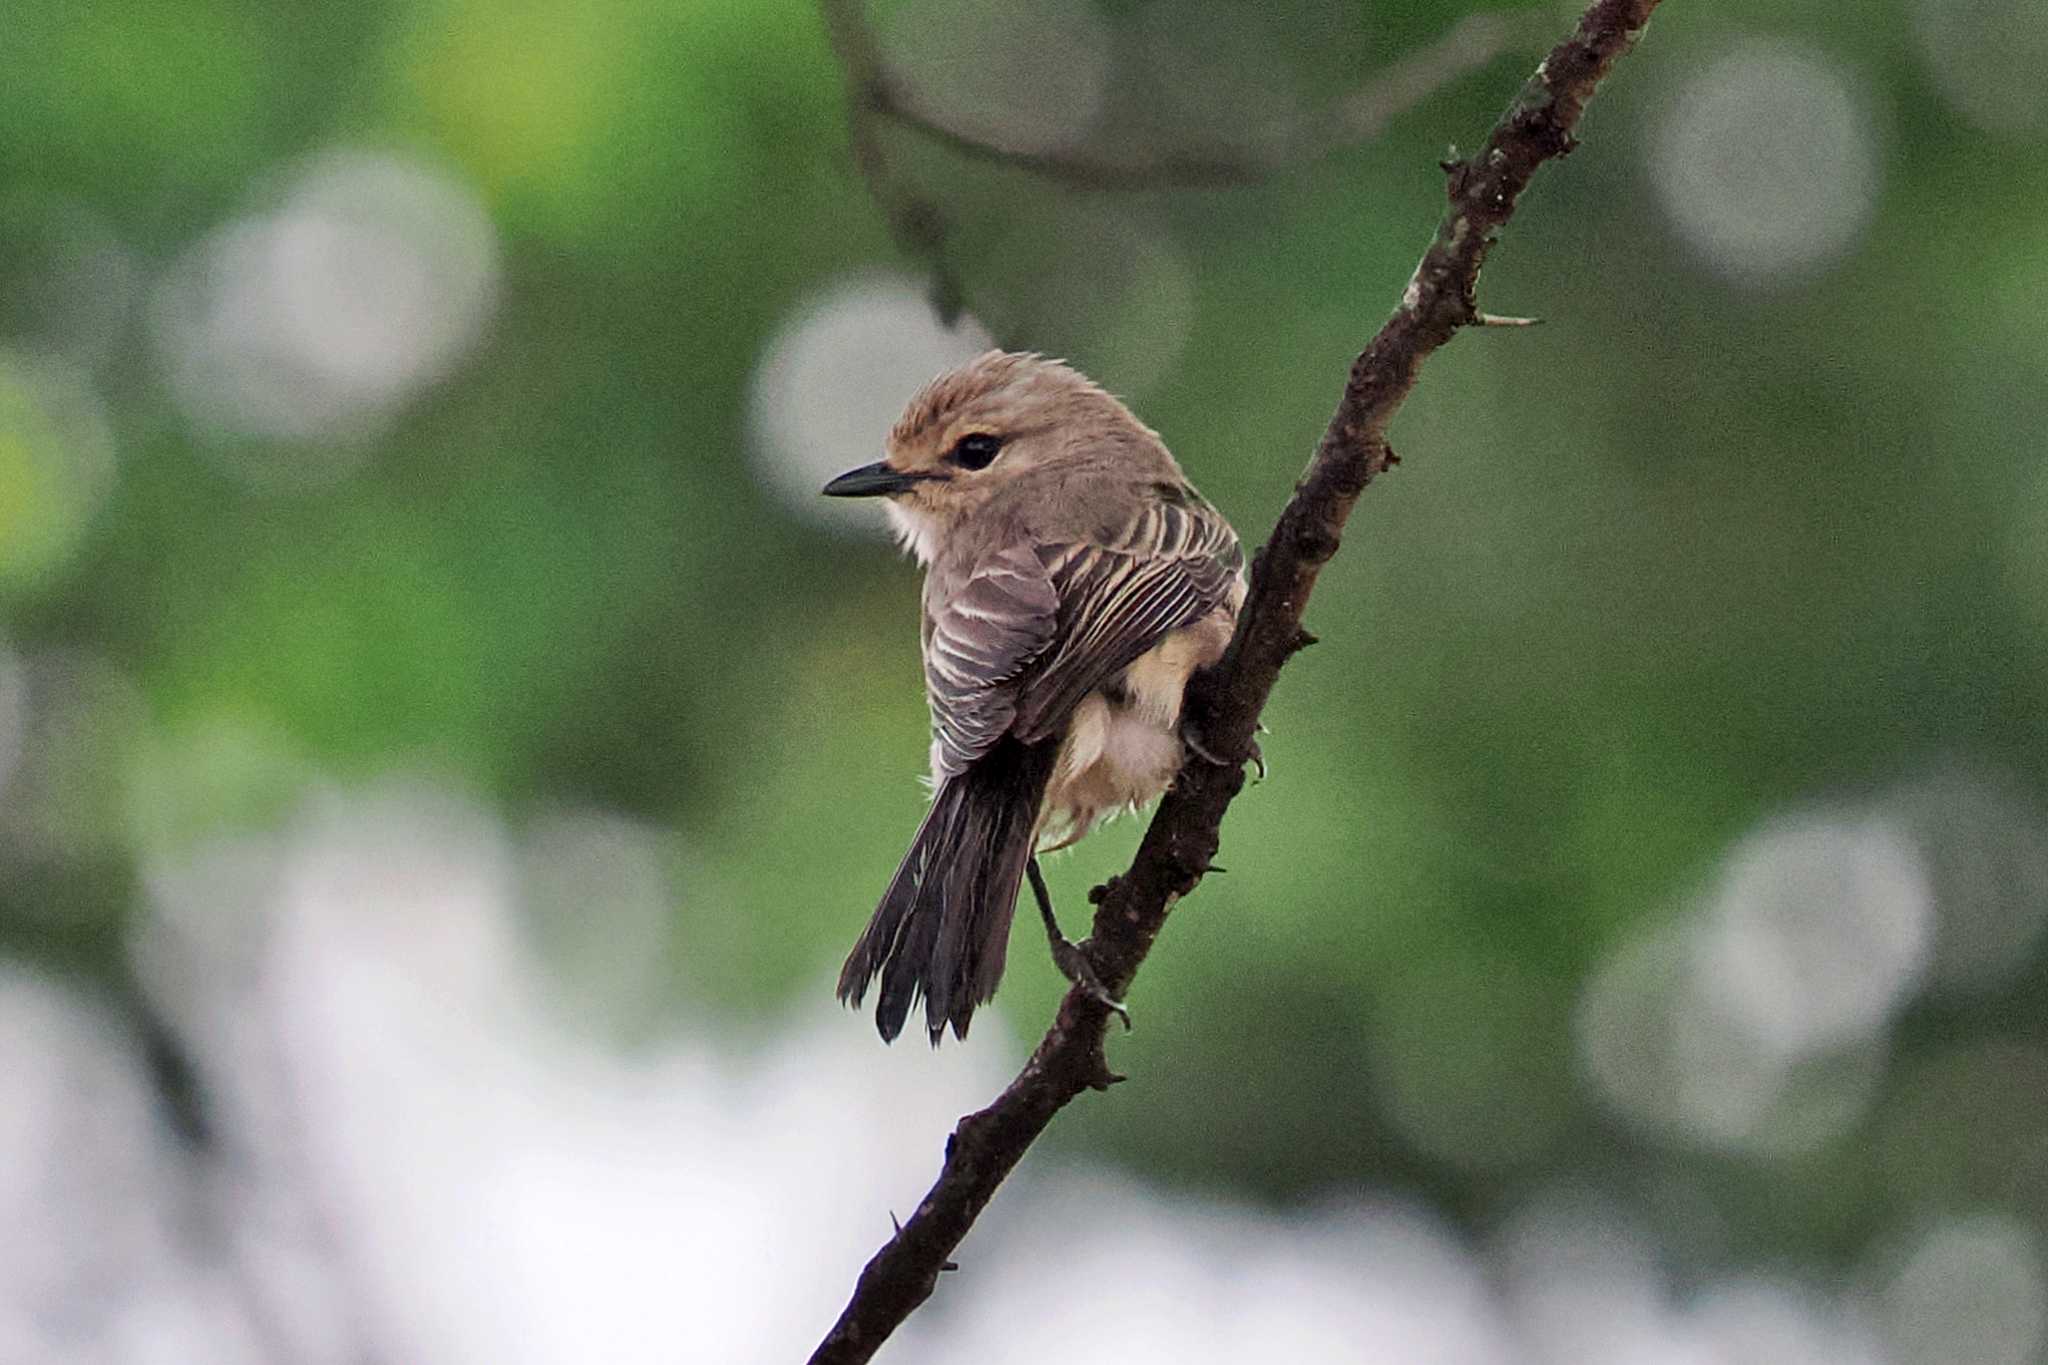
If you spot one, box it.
[1474,312,1543,327]
[1083,1061,1127,1093]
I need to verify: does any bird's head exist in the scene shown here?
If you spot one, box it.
[822,350,1175,563]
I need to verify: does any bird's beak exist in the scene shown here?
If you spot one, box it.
[821,461,933,498]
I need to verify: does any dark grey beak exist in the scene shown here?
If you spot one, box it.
[822,461,933,498]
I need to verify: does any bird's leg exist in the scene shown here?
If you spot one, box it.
[1027,857,1130,1029]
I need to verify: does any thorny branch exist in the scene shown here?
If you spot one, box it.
[819,0,1527,320]
[808,1,1666,1360]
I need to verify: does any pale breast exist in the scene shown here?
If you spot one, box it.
[1038,603,1236,850]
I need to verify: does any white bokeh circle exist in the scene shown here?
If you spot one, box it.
[1650,44,1880,287]
[747,273,993,537]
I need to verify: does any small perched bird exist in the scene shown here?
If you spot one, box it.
[824,351,1245,1044]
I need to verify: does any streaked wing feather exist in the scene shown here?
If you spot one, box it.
[924,542,1060,780]
[1014,496,1241,740]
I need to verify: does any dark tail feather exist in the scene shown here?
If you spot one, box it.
[837,738,1058,1044]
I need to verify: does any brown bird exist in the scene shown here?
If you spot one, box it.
[824,351,1245,1043]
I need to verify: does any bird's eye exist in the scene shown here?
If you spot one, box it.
[947,433,1003,470]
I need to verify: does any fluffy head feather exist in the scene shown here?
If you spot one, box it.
[877,351,1183,564]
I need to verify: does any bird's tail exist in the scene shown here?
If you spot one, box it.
[838,737,1058,1044]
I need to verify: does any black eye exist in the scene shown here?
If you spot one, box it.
[948,433,1003,470]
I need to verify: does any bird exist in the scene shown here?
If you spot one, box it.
[823,351,1245,1044]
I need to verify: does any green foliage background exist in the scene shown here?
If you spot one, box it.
[5,0,2048,1277]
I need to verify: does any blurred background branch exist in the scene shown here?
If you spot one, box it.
[820,0,1527,322]
[809,1,1661,1359]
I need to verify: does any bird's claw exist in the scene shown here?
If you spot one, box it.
[1182,720,1266,782]
[1049,938,1131,1030]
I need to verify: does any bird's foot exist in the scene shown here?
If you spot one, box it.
[1048,934,1131,1030]
[1182,719,1266,782]
[1027,857,1130,1029]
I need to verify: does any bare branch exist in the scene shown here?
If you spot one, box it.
[818,0,1531,311]
[818,0,967,319]
[867,9,1529,189]
[809,1,1666,1360]
[871,99,1268,190]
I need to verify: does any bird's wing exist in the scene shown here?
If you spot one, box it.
[1013,489,1243,742]
[923,540,1061,781]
